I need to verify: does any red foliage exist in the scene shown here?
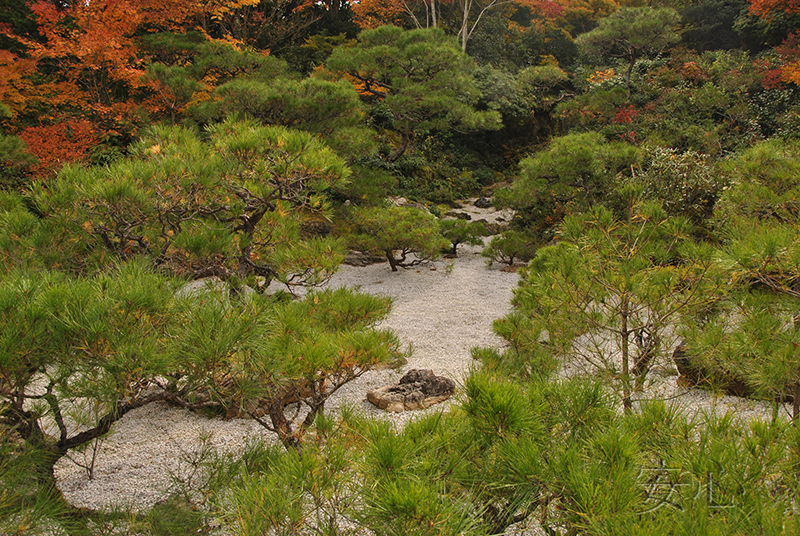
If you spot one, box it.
[612,105,637,124]
[749,0,800,17]
[524,0,565,18]
[763,68,786,89]
[776,33,800,86]
[19,120,98,178]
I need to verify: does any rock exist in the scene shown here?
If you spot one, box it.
[474,197,492,208]
[301,220,331,238]
[672,341,794,402]
[444,211,472,220]
[389,196,428,211]
[344,250,386,267]
[367,369,456,413]
[176,277,226,299]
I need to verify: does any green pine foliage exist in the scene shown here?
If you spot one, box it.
[7,118,348,287]
[344,205,449,271]
[439,218,488,256]
[197,371,800,535]
[512,200,711,410]
[495,132,640,243]
[679,139,800,416]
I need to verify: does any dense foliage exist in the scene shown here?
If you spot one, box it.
[2,0,800,533]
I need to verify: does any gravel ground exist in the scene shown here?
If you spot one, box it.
[53,199,794,514]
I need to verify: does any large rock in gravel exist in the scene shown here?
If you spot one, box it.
[344,250,386,266]
[474,197,492,208]
[367,369,456,413]
[673,340,794,402]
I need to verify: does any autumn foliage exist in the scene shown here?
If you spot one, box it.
[748,0,800,17]
[0,0,323,180]
[747,0,800,87]
[18,119,98,178]
[352,0,408,29]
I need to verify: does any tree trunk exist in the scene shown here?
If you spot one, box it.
[268,397,303,455]
[460,0,471,52]
[387,133,411,162]
[625,53,636,97]
[385,249,398,271]
[621,295,632,412]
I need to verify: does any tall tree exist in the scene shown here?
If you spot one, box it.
[576,6,681,94]
[352,0,565,50]
[325,26,501,161]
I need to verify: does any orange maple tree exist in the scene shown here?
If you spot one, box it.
[352,0,408,29]
[777,33,800,86]
[748,1,800,86]
[0,50,37,121]
[748,0,800,17]
[18,119,98,178]
[0,0,301,177]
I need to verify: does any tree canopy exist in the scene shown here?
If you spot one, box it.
[325,25,502,161]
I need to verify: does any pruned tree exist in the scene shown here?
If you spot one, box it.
[325,26,502,162]
[0,262,183,474]
[0,262,405,475]
[575,7,681,95]
[439,218,488,256]
[207,287,406,451]
[28,118,347,290]
[346,205,449,271]
[496,132,640,243]
[208,76,376,158]
[164,284,405,452]
[481,228,537,267]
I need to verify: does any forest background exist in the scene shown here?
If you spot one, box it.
[2,0,800,534]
